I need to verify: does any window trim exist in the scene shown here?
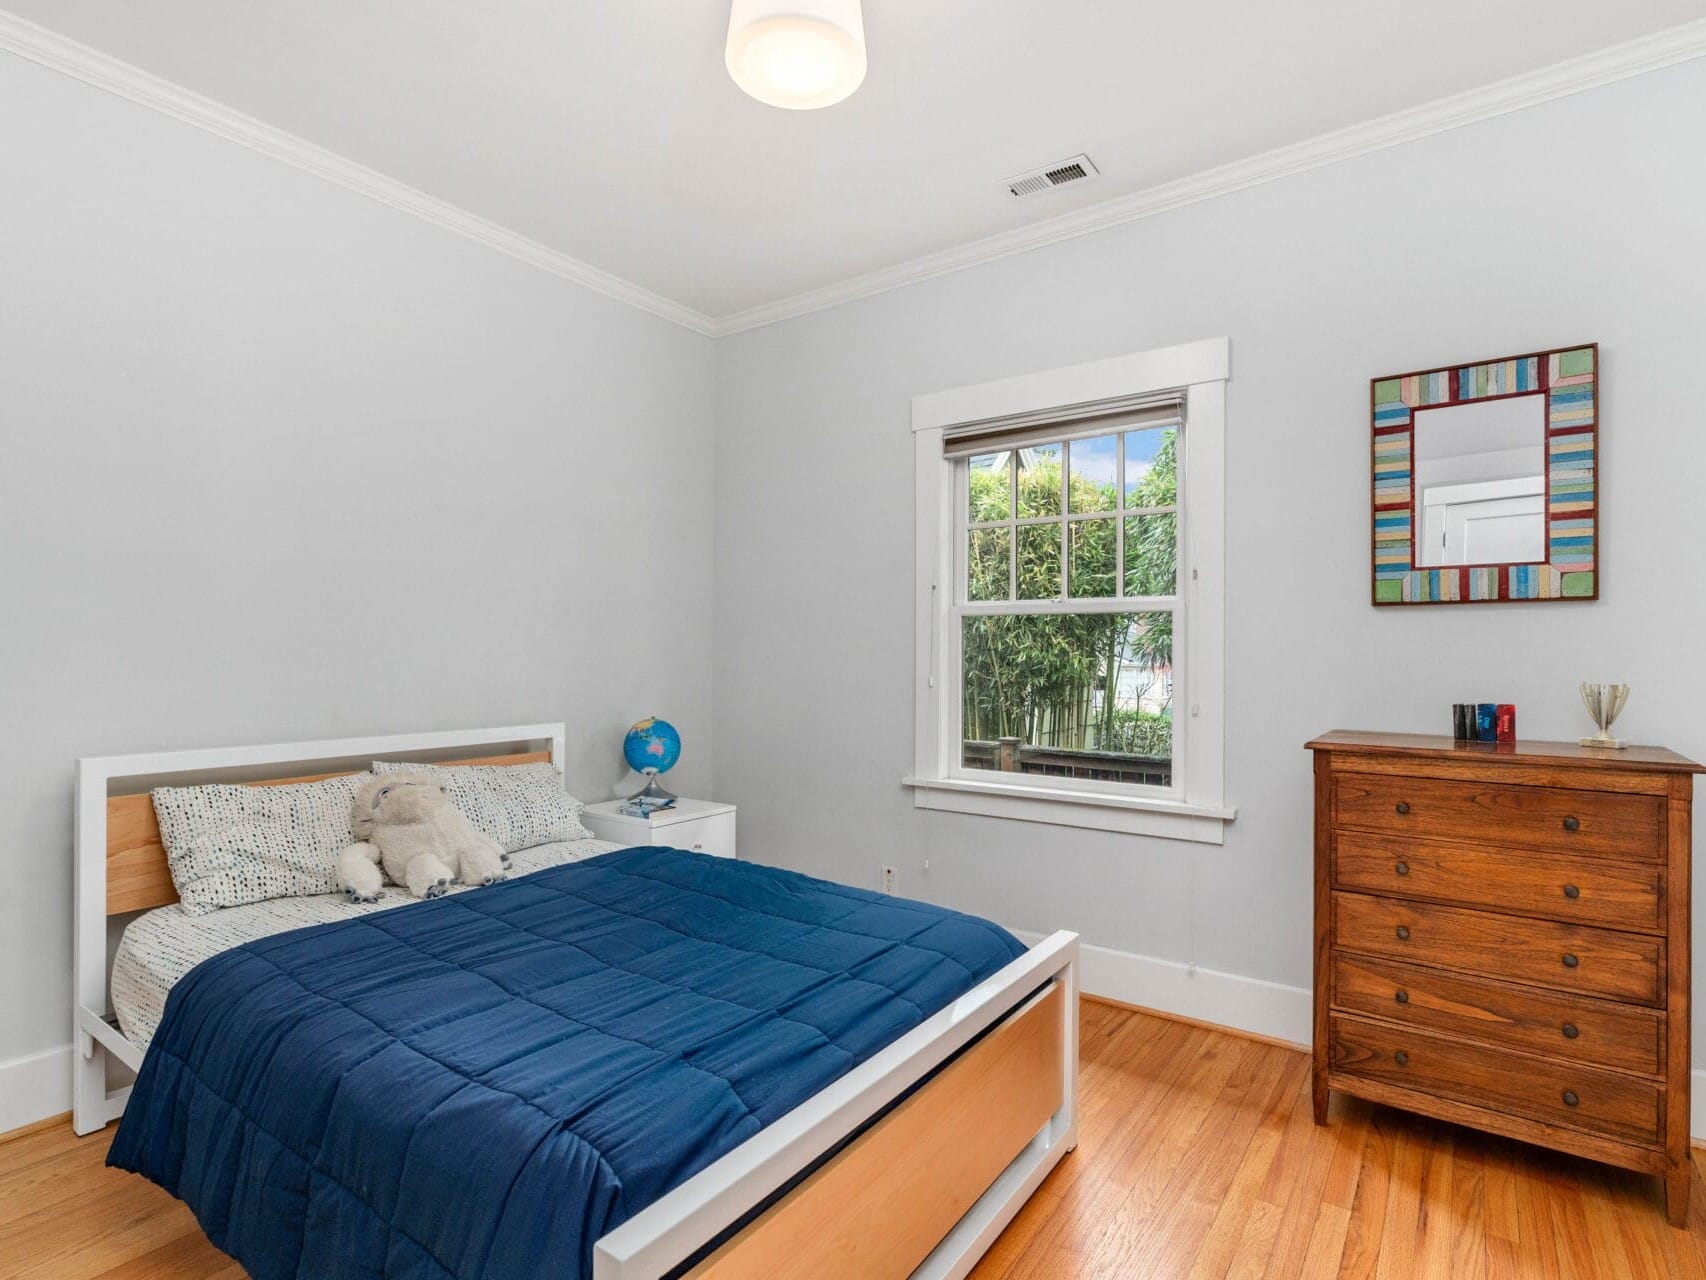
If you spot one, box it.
[906,337,1234,844]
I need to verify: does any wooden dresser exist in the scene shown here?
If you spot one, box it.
[1308,730,1701,1223]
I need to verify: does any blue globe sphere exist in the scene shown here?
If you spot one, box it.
[623,717,681,775]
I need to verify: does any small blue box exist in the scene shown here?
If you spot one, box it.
[1476,703,1497,743]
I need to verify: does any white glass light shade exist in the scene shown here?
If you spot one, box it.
[725,0,867,110]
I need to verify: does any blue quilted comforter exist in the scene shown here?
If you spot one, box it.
[108,847,1024,1279]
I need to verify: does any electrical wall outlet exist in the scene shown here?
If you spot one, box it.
[880,865,898,895]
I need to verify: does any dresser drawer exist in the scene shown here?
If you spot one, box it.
[1331,953,1663,1076]
[1333,831,1662,933]
[1329,1013,1661,1146]
[1333,891,1664,1005]
[1333,773,1663,861]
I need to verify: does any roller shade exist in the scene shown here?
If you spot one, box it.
[942,393,1183,459]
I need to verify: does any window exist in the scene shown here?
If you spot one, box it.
[958,410,1180,791]
[907,338,1233,842]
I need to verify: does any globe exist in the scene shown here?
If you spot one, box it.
[623,717,681,776]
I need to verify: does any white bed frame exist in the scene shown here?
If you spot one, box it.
[74,723,1079,1280]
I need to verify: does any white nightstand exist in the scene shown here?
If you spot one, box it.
[581,798,737,859]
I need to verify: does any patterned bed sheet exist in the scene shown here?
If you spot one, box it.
[110,837,621,1048]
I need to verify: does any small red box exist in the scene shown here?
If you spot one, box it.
[1495,704,1516,743]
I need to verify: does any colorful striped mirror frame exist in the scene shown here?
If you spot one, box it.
[1372,343,1598,606]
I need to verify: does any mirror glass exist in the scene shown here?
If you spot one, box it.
[1412,395,1545,567]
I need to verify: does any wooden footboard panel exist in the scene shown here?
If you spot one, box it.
[686,982,1064,1279]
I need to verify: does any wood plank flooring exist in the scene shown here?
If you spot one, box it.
[969,999,1706,1279]
[6,998,1706,1278]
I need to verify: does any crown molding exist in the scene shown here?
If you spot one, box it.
[0,10,718,337]
[3,9,1703,339]
[709,17,1706,336]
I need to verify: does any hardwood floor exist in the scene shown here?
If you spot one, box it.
[969,999,1706,1279]
[6,998,1706,1278]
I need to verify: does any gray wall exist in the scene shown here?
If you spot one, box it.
[713,61,1706,1039]
[5,40,1705,1127]
[0,52,716,1106]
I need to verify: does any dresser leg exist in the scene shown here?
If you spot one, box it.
[1667,1166,1691,1227]
[1312,1072,1329,1125]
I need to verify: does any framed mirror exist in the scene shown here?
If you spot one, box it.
[1371,343,1597,605]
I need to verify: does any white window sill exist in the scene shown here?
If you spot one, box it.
[901,776,1235,844]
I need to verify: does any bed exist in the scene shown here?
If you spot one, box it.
[75,723,1079,1280]
[108,835,619,1049]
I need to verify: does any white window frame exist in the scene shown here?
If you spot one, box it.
[905,337,1234,844]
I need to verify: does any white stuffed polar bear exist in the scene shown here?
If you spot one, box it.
[336,772,510,902]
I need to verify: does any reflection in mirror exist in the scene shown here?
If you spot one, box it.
[1413,395,1545,567]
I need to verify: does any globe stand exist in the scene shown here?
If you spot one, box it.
[627,767,676,805]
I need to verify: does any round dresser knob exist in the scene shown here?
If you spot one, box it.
[1395,802,1411,815]
[1395,861,1410,876]
[1562,1023,1580,1040]
[1563,815,1581,832]
[1395,989,1409,1005]
[1396,926,1411,941]
[1563,884,1581,900]
[1562,953,1579,969]
[1394,1051,1409,1067]
[1563,1090,1580,1107]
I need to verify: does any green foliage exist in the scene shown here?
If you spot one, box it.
[968,462,1011,524]
[1099,709,1174,757]
[963,432,1177,758]
[1124,431,1177,671]
[962,613,1128,745]
[1130,432,1178,508]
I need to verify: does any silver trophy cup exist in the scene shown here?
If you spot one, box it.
[1579,683,1630,750]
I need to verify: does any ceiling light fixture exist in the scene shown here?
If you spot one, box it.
[726,0,867,111]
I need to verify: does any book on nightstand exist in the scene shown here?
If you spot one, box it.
[617,798,675,818]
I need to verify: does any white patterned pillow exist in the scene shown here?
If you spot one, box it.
[370,760,592,852]
[152,773,368,915]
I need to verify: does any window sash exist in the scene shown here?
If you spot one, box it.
[950,433,1186,801]
[956,422,1185,610]
[957,597,1179,616]
[945,602,1184,802]
[966,505,1177,531]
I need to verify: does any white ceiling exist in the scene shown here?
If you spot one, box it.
[4,2,1703,324]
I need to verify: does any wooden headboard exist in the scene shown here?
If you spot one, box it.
[105,750,551,915]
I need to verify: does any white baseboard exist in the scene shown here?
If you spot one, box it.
[0,1044,71,1136]
[1010,929,1311,1048]
[1013,929,1706,1142]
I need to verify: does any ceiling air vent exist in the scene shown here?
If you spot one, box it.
[1006,154,1099,199]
